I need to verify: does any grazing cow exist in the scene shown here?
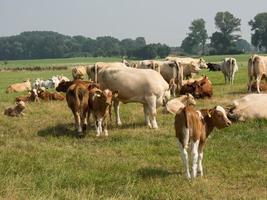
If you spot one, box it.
[180,76,213,98]
[89,63,170,128]
[248,55,267,93]
[15,89,39,103]
[166,56,208,69]
[207,63,221,71]
[72,66,87,80]
[4,101,26,117]
[163,94,196,114]
[221,58,238,84]
[66,82,89,137]
[88,86,116,137]
[227,94,267,121]
[37,88,65,101]
[175,105,231,179]
[6,79,31,93]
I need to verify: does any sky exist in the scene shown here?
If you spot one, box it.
[1,0,267,46]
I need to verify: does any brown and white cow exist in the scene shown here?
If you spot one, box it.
[15,89,39,103]
[6,79,31,93]
[87,63,170,128]
[180,76,213,98]
[88,86,116,137]
[37,87,65,101]
[4,101,26,117]
[175,105,231,179]
[248,55,267,93]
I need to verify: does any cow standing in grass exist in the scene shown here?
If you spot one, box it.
[175,105,231,179]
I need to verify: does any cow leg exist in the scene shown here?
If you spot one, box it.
[256,75,262,93]
[74,111,82,136]
[143,104,151,128]
[81,108,88,133]
[248,75,253,93]
[96,118,103,137]
[191,140,200,178]
[177,139,191,179]
[103,119,108,137]
[146,96,158,129]
[197,142,205,176]
[113,99,122,126]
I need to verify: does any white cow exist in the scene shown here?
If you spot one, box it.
[227,94,267,121]
[166,56,208,69]
[221,58,238,85]
[248,55,267,93]
[88,63,170,128]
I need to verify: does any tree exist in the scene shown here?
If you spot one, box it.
[210,11,241,54]
[181,19,208,55]
[235,39,252,52]
[249,12,267,51]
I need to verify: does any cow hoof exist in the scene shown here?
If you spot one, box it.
[104,130,108,137]
[77,132,84,138]
[82,124,87,132]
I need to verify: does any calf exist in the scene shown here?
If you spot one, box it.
[88,86,116,137]
[15,89,39,103]
[175,105,231,179]
[66,82,89,137]
[4,101,26,117]
[37,88,65,101]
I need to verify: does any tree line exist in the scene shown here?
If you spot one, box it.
[0,31,170,60]
[181,12,267,55]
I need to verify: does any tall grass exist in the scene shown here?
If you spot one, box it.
[0,55,266,199]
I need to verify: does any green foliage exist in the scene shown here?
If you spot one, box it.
[181,19,208,55]
[210,12,241,54]
[131,43,170,59]
[249,12,267,51]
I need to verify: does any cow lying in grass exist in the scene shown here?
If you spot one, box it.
[15,89,39,103]
[175,105,231,179]
[37,87,65,101]
[6,79,31,93]
[4,101,26,117]
[88,85,117,137]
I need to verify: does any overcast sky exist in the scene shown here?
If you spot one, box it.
[1,0,267,46]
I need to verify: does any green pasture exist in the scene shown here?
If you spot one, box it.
[0,55,266,199]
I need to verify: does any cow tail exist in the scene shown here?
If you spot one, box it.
[174,61,183,93]
[94,64,98,83]
[183,107,190,149]
[183,107,189,129]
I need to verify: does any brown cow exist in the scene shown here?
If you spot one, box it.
[6,79,31,93]
[88,86,117,137]
[175,105,231,179]
[4,101,26,117]
[180,76,212,98]
[65,82,89,137]
[15,89,39,103]
[37,88,65,101]
[56,80,94,93]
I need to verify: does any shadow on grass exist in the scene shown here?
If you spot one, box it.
[109,121,146,130]
[37,123,78,137]
[137,167,181,179]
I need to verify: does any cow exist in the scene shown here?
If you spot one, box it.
[163,93,196,114]
[33,78,55,89]
[88,63,170,128]
[4,101,26,117]
[180,76,213,98]
[175,105,231,179]
[221,58,238,84]
[88,86,116,137]
[248,81,267,92]
[56,80,94,93]
[122,59,139,68]
[37,87,65,101]
[15,89,39,103]
[6,79,31,93]
[72,66,87,80]
[166,56,208,69]
[248,55,267,93]
[207,63,221,71]
[65,82,89,137]
[227,94,267,122]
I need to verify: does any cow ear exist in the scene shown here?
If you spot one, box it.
[113,91,119,98]
[208,109,212,118]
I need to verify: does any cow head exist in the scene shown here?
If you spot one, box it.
[122,59,130,67]
[199,58,208,69]
[193,76,212,98]
[56,80,72,92]
[16,100,26,110]
[208,106,232,129]
[189,62,201,73]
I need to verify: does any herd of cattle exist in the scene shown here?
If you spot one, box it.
[3,54,267,179]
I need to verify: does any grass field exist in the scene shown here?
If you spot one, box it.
[0,55,266,199]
